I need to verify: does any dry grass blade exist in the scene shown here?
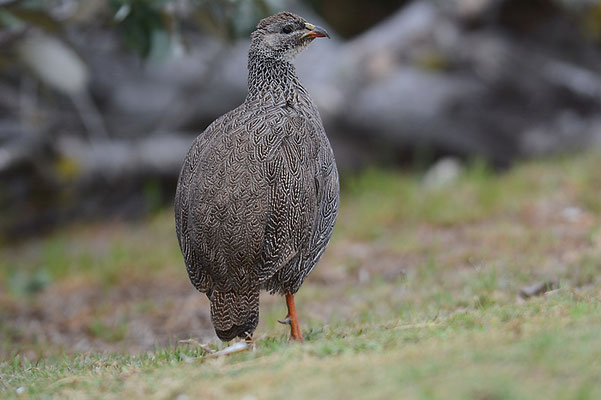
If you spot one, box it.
[393,322,439,331]
[205,342,249,358]
[47,376,86,389]
[178,339,214,354]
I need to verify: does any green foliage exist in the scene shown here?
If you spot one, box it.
[109,0,171,58]
[88,318,128,342]
[143,178,165,213]
[0,0,278,61]
[6,268,52,297]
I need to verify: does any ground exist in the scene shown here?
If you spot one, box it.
[1,152,601,399]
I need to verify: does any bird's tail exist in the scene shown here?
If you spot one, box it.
[209,289,260,341]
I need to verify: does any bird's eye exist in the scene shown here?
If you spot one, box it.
[282,25,293,34]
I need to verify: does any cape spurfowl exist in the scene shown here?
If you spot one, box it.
[175,12,339,342]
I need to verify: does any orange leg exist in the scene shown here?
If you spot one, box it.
[278,293,304,342]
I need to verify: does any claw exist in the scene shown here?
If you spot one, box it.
[278,317,292,325]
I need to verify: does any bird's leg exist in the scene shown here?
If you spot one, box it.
[278,293,304,342]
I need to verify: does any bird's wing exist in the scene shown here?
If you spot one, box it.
[175,125,214,292]
[256,112,316,284]
[257,111,339,291]
[303,132,339,277]
[175,108,269,293]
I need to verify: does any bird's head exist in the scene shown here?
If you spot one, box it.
[250,12,329,61]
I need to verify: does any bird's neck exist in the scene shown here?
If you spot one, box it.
[246,52,306,103]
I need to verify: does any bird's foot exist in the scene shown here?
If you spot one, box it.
[289,325,304,342]
[278,315,303,341]
[282,294,304,342]
[245,334,256,351]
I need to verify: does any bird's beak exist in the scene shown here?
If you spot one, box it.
[300,22,330,39]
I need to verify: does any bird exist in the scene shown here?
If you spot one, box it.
[174,12,339,343]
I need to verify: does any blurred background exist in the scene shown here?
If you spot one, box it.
[3,0,601,238]
[2,0,601,361]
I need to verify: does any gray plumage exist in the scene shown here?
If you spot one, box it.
[175,12,339,341]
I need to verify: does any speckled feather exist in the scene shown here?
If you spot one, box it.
[175,12,339,341]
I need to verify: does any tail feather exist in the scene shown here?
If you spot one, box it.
[209,289,260,341]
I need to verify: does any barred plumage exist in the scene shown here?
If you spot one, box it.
[175,12,339,342]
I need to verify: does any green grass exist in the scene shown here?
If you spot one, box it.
[1,151,601,399]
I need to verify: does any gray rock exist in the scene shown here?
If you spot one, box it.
[519,280,559,299]
[423,157,463,189]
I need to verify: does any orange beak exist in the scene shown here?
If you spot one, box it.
[300,23,330,39]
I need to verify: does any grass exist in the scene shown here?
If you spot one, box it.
[1,151,601,399]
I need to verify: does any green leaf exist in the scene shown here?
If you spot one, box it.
[110,0,173,58]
